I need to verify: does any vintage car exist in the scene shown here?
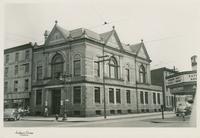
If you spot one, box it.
[176,104,192,116]
[4,108,21,121]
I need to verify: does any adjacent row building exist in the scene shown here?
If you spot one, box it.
[151,55,197,111]
[4,22,163,117]
[4,44,33,109]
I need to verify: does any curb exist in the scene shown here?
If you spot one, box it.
[20,112,174,122]
[151,120,189,123]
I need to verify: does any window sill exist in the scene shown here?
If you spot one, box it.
[104,77,124,81]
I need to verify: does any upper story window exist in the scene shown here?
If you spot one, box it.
[74,54,81,76]
[94,62,100,77]
[25,50,30,60]
[15,65,18,75]
[139,65,146,83]
[25,79,29,91]
[5,67,8,77]
[25,63,29,73]
[14,80,18,92]
[109,57,118,79]
[15,53,19,62]
[37,66,43,80]
[52,54,64,79]
[5,55,9,64]
[125,68,130,81]
[4,81,8,93]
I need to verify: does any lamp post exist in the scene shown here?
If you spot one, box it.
[61,73,71,121]
[62,99,69,121]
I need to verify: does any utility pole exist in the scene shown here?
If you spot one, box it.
[95,49,110,119]
[62,73,71,121]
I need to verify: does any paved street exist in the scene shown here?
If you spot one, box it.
[4,113,194,127]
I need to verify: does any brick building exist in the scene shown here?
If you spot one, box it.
[4,22,163,117]
[4,43,32,109]
[151,68,178,111]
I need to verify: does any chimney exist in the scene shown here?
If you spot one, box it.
[191,55,197,71]
[44,30,49,41]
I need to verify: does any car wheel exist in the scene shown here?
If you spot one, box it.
[14,117,17,121]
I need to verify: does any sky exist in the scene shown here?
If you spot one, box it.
[3,0,200,71]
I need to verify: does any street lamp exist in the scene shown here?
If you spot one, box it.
[60,73,72,121]
[62,99,69,121]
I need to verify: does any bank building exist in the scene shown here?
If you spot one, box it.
[4,21,162,117]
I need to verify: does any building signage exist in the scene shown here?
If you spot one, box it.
[166,73,197,86]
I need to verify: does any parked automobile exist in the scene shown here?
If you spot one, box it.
[176,104,191,116]
[4,108,21,121]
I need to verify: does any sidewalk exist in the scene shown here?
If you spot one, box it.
[149,115,191,123]
[21,111,174,122]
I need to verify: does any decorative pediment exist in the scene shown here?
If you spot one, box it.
[103,29,124,50]
[45,24,70,46]
[137,43,150,60]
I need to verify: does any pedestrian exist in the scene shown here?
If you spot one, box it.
[55,114,59,121]
[44,107,48,117]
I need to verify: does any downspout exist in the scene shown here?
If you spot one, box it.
[135,57,139,113]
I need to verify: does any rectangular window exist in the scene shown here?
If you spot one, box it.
[125,68,130,81]
[166,96,168,106]
[145,92,148,104]
[37,66,42,80]
[116,89,121,104]
[109,88,114,103]
[94,62,100,77]
[15,65,18,75]
[5,55,9,63]
[25,50,30,60]
[36,89,42,105]
[157,93,160,104]
[25,79,29,91]
[74,60,81,76]
[94,87,100,103]
[15,53,19,62]
[14,80,18,92]
[4,82,8,93]
[153,93,156,104]
[140,91,144,104]
[73,86,81,104]
[25,63,29,73]
[126,90,131,104]
[5,67,8,77]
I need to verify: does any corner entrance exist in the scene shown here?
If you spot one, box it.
[51,89,61,115]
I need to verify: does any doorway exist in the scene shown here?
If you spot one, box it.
[51,89,61,115]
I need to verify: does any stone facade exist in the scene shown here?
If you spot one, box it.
[4,22,162,117]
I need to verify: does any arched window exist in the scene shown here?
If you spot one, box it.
[51,54,64,79]
[139,65,146,83]
[109,57,118,79]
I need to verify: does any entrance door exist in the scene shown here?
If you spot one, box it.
[51,89,61,114]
